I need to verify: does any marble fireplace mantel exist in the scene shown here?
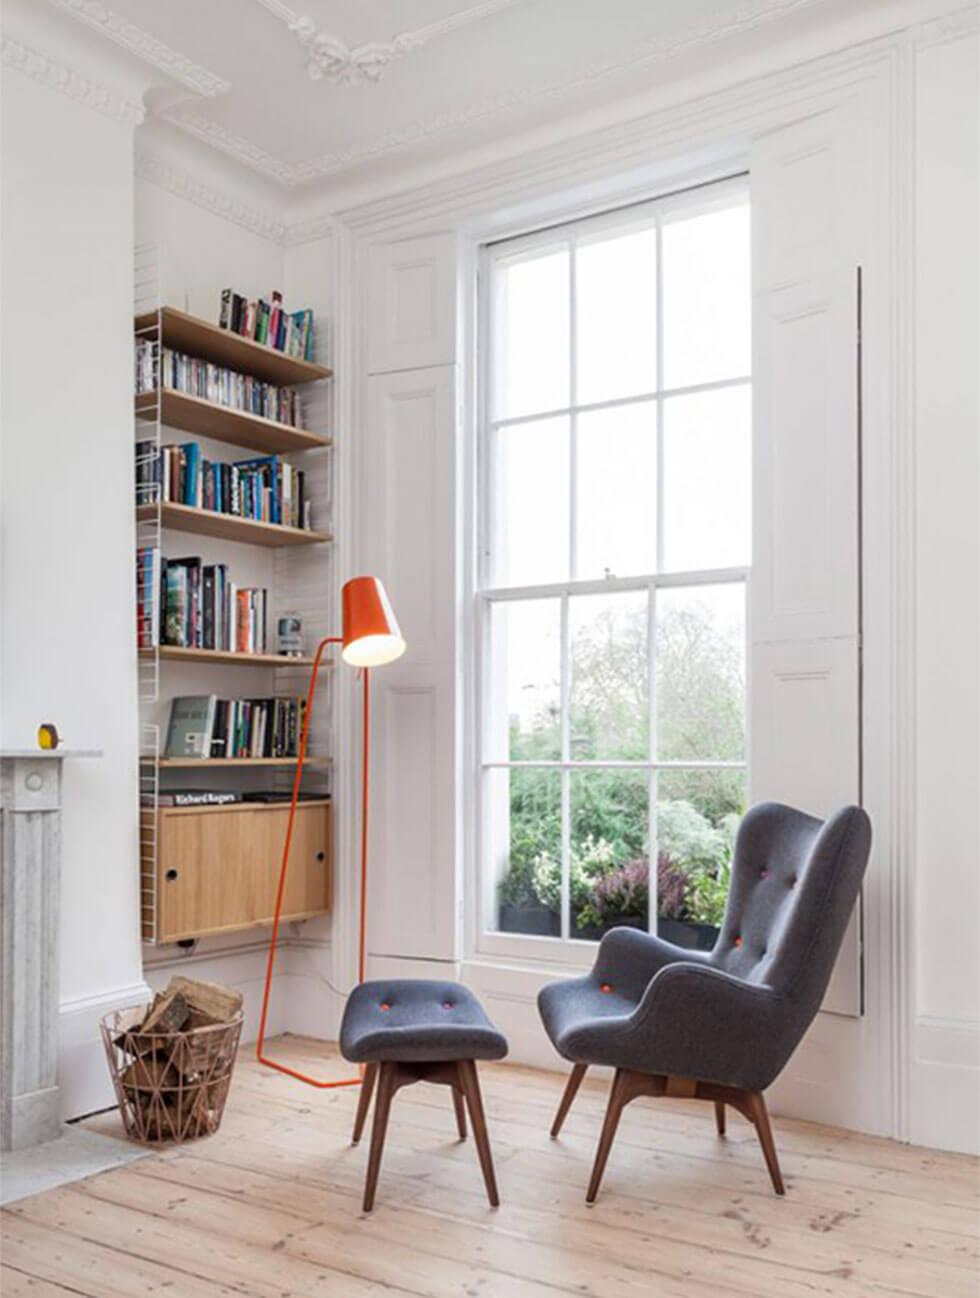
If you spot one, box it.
[0,748,101,1151]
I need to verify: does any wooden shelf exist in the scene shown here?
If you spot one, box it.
[157,756,331,769]
[135,306,332,386]
[137,501,332,548]
[141,646,325,669]
[135,390,332,455]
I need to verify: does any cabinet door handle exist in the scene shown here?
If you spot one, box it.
[315,851,326,863]
[165,867,179,882]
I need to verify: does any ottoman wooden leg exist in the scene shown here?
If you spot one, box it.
[363,1062,396,1213]
[457,1060,499,1208]
[351,1061,378,1145]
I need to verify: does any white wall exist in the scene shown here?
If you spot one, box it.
[910,20,980,1153]
[0,47,149,1116]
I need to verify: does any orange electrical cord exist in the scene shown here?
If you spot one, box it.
[256,635,369,1089]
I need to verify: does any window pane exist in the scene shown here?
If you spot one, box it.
[576,402,656,579]
[487,599,561,762]
[576,227,657,405]
[656,583,745,761]
[662,386,751,571]
[493,246,570,419]
[570,590,648,761]
[662,202,750,388]
[491,416,569,586]
[491,767,561,937]
[570,769,648,940]
[655,768,746,949]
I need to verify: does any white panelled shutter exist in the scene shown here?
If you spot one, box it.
[750,106,868,1015]
[361,234,459,967]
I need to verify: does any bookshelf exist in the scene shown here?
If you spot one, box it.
[135,306,332,386]
[144,646,322,668]
[136,502,332,547]
[136,390,334,455]
[134,251,335,945]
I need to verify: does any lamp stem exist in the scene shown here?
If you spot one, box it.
[256,634,365,1089]
[359,667,370,986]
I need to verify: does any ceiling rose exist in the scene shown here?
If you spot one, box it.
[257,0,522,86]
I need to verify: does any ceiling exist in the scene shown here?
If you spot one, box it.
[48,0,836,197]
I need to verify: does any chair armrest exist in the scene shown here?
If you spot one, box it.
[591,927,710,1001]
[624,963,788,1091]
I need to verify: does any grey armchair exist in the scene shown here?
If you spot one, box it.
[538,801,872,1201]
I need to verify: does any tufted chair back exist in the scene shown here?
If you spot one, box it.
[710,802,871,1015]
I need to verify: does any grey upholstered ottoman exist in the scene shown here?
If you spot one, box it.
[340,979,507,1211]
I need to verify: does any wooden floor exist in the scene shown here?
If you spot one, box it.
[2,1036,978,1297]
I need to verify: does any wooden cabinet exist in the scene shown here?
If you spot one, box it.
[149,801,331,943]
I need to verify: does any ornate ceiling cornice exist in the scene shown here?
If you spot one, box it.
[135,150,287,244]
[1,32,144,125]
[256,0,521,86]
[163,0,826,186]
[47,0,230,96]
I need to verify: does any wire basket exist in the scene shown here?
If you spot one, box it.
[100,1005,243,1143]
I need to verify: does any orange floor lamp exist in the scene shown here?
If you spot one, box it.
[256,575,406,1089]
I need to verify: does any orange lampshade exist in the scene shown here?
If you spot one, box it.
[341,576,406,668]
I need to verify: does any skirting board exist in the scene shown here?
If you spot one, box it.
[909,1016,980,1156]
[58,982,151,1121]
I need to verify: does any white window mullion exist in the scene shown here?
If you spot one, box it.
[559,590,571,941]
[568,238,579,582]
[648,579,659,936]
[655,216,666,572]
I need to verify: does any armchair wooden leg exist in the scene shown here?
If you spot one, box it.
[714,1100,726,1137]
[363,1062,396,1213]
[457,1060,499,1207]
[745,1090,785,1196]
[451,1082,467,1139]
[586,1069,631,1204]
[351,1061,378,1145]
[550,1063,588,1138]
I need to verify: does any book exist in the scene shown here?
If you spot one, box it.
[217,288,315,360]
[242,791,326,803]
[165,695,217,758]
[157,789,243,807]
[136,344,304,429]
[134,442,307,528]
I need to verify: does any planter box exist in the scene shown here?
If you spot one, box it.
[657,917,719,951]
[498,903,561,937]
[570,915,719,950]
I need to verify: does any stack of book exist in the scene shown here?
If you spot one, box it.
[134,340,304,428]
[136,548,267,653]
[219,289,315,362]
[135,441,309,529]
[165,694,308,760]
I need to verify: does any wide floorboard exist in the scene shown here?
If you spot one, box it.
[2,1037,978,1297]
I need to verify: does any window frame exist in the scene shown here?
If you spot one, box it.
[473,175,751,968]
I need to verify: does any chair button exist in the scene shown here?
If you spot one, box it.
[442,1001,454,1010]
[600,983,613,994]
[734,936,743,948]
[759,867,769,880]
[379,1002,391,1012]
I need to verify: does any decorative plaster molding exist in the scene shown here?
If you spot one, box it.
[283,214,340,247]
[289,0,827,180]
[913,3,980,49]
[258,0,519,86]
[47,0,230,96]
[135,150,287,244]
[164,0,825,185]
[0,33,144,125]
[160,107,297,185]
